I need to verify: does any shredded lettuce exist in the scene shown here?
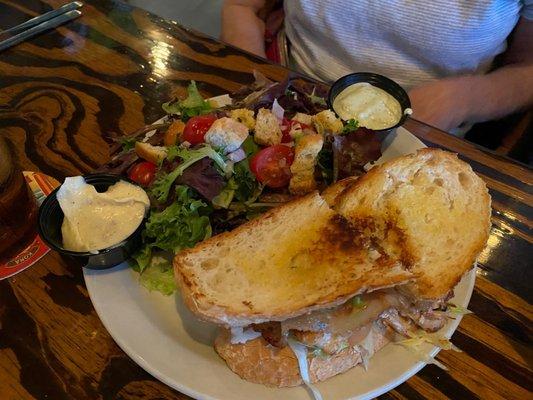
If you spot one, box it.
[352,295,366,309]
[433,304,473,321]
[230,326,261,344]
[358,328,378,370]
[162,81,212,120]
[287,336,324,400]
[338,340,350,353]
[151,145,228,202]
[447,304,473,317]
[311,347,329,359]
[406,332,462,352]
[288,336,336,360]
[395,330,462,370]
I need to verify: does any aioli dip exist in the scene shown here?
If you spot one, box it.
[57,176,150,252]
[332,82,403,130]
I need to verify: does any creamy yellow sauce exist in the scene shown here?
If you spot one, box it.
[333,82,402,130]
[57,176,150,252]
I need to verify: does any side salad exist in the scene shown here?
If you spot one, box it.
[99,73,383,294]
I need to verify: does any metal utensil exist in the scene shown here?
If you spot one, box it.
[0,2,83,52]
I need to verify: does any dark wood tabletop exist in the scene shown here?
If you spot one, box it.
[1,1,532,399]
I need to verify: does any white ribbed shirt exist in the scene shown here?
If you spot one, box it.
[285,0,532,90]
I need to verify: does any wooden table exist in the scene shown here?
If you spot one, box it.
[0,1,531,399]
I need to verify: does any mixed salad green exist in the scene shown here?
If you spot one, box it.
[100,75,383,294]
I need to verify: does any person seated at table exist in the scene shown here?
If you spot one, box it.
[220,0,533,135]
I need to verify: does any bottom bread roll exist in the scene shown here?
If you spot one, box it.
[215,323,393,388]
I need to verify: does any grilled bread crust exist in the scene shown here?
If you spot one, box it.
[175,192,412,326]
[335,148,491,299]
[321,176,359,206]
[174,149,490,326]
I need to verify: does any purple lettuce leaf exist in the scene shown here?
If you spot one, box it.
[175,158,225,201]
[333,128,382,179]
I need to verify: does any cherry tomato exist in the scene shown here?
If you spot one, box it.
[280,118,313,143]
[182,114,217,145]
[280,118,293,143]
[250,144,295,188]
[128,161,157,186]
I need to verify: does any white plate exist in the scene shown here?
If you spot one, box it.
[83,127,476,400]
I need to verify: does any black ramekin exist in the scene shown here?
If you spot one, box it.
[38,173,146,270]
[328,72,412,133]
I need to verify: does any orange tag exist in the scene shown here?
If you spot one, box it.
[0,172,60,280]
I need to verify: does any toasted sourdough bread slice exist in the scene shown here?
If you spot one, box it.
[321,176,359,207]
[215,324,391,387]
[174,192,412,326]
[335,148,491,300]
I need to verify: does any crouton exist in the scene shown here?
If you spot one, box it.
[289,133,324,195]
[229,108,255,130]
[254,108,282,146]
[135,142,168,164]
[289,173,316,196]
[312,110,343,135]
[292,112,313,126]
[204,117,248,154]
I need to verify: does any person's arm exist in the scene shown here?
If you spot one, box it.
[221,0,267,57]
[409,18,533,132]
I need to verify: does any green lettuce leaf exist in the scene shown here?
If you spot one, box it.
[342,119,359,134]
[138,257,177,296]
[162,81,212,120]
[131,186,212,295]
[212,178,238,208]
[212,158,262,212]
[150,145,228,202]
[145,185,212,252]
[241,135,259,157]
[120,136,137,153]
[307,88,327,106]
[317,145,334,184]
[208,157,261,209]
[233,159,261,203]
[131,244,152,273]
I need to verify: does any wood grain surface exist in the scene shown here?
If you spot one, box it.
[0,1,531,399]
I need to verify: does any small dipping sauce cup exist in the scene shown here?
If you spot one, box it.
[38,173,146,270]
[328,72,412,134]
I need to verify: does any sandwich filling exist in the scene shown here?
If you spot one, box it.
[229,288,455,370]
